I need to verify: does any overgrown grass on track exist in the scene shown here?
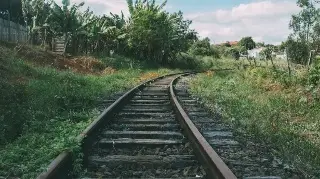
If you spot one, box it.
[0,44,177,178]
[189,68,320,178]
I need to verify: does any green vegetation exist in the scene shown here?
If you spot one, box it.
[188,37,220,58]
[238,36,256,50]
[288,0,320,67]
[2,0,320,178]
[21,0,200,67]
[0,43,175,178]
[190,68,320,178]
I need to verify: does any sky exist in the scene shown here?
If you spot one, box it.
[54,0,302,45]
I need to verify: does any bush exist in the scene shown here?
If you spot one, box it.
[188,38,220,58]
[286,38,309,65]
[227,47,240,60]
[168,53,200,69]
[169,53,215,70]
[309,59,320,87]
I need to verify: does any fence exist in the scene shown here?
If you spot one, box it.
[0,18,28,43]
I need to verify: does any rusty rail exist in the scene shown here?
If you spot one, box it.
[169,74,237,179]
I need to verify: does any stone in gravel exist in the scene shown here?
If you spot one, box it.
[155,147,160,155]
[183,166,192,176]
[103,171,112,176]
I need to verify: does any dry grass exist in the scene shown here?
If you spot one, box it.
[138,72,161,82]
[11,44,117,75]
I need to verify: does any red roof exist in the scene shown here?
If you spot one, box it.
[215,41,239,46]
[229,41,238,46]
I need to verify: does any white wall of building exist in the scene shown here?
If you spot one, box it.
[248,48,264,59]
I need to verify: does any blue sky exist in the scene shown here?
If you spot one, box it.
[165,0,256,13]
[55,0,301,44]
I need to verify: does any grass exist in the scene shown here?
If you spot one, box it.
[189,66,320,178]
[197,56,291,70]
[0,44,178,178]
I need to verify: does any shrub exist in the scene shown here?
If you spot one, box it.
[309,60,320,87]
[286,38,309,65]
[169,53,200,69]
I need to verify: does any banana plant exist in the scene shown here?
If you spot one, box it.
[47,0,85,53]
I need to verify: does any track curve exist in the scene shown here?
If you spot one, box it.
[37,72,237,179]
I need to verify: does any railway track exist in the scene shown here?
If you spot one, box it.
[38,73,237,179]
[81,75,207,178]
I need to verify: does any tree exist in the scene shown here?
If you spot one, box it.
[261,46,275,68]
[290,0,319,42]
[126,0,196,64]
[289,0,320,67]
[228,47,240,61]
[215,45,229,57]
[239,36,256,50]
[48,0,86,50]
[21,0,52,44]
[256,42,265,47]
[19,0,198,63]
[238,37,256,65]
[286,36,309,65]
[278,41,287,52]
[224,41,231,47]
[189,37,219,57]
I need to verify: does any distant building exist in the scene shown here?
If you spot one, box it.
[228,41,238,46]
[275,53,287,60]
[271,51,287,60]
[247,47,265,59]
[216,41,239,46]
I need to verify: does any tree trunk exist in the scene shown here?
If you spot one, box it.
[307,50,313,70]
[265,57,269,66]
[286,49,292,76]
[270,57,275,69]
[85,38,88,55]
[95,40,99,54]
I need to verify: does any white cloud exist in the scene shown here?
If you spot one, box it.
[186,0,301,44]
[54,0,171,16]
[54,0,129,16]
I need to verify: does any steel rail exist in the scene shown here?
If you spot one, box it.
[169,74,237,179]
